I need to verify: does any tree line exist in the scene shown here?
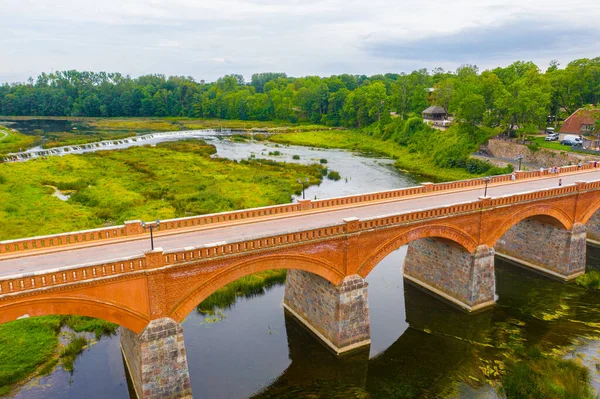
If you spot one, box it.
[1,58,599,132]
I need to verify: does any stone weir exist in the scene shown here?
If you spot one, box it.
[2,129,233,162]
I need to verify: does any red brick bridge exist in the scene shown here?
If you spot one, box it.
[2,164,600,398]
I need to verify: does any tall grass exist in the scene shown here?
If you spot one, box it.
[575,270,600,290]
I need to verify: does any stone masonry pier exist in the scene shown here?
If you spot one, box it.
[283,269,371,354]
[403,238,496,312]
[495,218,587,280]
[120,318,192,399]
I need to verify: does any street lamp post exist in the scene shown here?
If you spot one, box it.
[298,177,309,200]
[482,176,492,197]
[516,155,524,171]
[141,219,160,250]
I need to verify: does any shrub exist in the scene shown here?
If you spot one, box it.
[292,155,300,160]
[327,171,341,181]
[319,158,328,164]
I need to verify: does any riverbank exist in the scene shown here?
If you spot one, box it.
[0,126,35,158]
[270,129,510,182]
[0,316,117,396]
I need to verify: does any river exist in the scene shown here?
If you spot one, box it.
[5,127,600,398]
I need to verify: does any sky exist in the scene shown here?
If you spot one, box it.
[1,0,600,83]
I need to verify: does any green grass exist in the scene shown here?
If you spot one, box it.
[0,140,324,240]
[197,269,287,314]
[575,270,600,290]
[501,346,596,399]
[0,126,36,157]
[531,137,571,152]
[0,315,117,394]
[61,316,118,339]
[271,130,490,181]
[0,316,62,396]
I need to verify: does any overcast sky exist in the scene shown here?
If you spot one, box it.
[2,0,600,83]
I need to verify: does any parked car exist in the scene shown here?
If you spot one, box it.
[545,133,559,141]
[561,134,583,146]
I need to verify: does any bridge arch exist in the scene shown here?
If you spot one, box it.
[0,297,149,333]
[486,204,573,247]
[579,200,600,226]
[169,254,345,323]
[356,224,479,279]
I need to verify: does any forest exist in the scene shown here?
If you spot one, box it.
[1,58,599,134]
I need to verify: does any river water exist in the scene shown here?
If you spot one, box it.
[6,129,600,399]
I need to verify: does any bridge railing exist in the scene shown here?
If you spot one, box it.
[0,255,146,295]
[162,223,347,267]
[1,162,598,257]
[0,226,127,255]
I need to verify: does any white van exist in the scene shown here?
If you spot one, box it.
[561,134,582,146]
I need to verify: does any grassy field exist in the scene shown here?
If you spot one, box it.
[270,130,493,182]
[0,126,36,157]
[0,140,325,240]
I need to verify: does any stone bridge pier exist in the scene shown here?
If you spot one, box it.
[403,238,496,312]
[283,269,371,354]
[120,318,192,399]
[495,218,587,280]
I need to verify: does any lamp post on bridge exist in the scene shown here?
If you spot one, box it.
[142,219,160,250]
[298,177,309,200]
[516,155,524,171]
[482,176,492,197]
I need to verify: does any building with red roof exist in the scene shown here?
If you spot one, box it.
[560,108,600,136]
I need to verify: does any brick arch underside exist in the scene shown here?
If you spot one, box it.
[356,225,479,279]
[169,254,346,323]
[485,204,573,247]
[0,297,150,333]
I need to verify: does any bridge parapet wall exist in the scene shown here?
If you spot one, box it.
[0,255,146,296]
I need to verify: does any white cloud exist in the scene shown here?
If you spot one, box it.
[0,0,599,82]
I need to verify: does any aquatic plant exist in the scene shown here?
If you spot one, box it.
[501,346,596,399]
